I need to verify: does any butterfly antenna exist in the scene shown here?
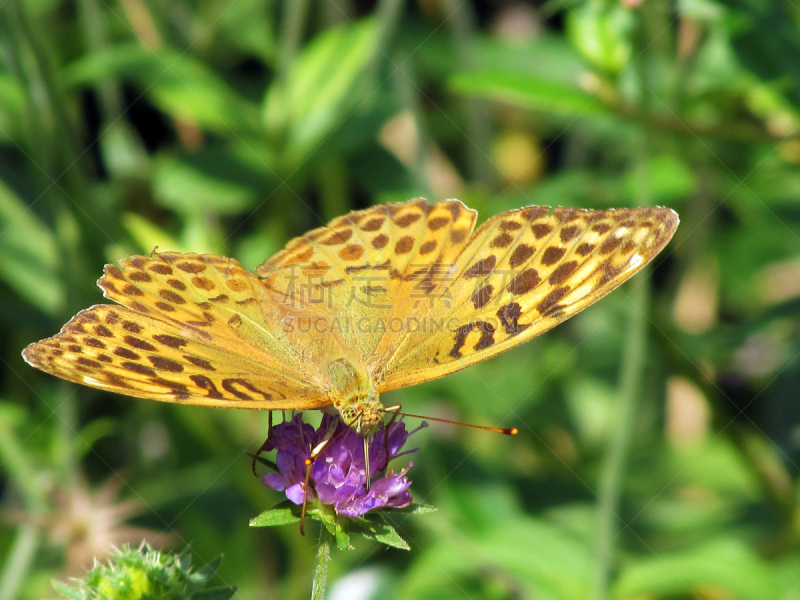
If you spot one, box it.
[387,405,518,436]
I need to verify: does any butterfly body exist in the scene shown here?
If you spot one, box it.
[327,358,384,435]
[23,199,678,436]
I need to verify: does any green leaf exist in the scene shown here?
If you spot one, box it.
[775,552,800,600]
[74,418,118,461]
[727,0,800,109]
[121,213,185,254]
[368,523,410,551]
[623,154,696,203]
[191,587,238,600]
[51,581,83,600]
[333,520,351,551]
[352,515,410,551]
[195,556,223,581]
[0,72,25,142]
[614,538,780,600]
[450,70,608,117]
[152,154,258,216]
[263,18,380,165]
[393,503,437,515]
[249,501,301,527]
[417,31,586,90]
[65,44,261,132]
[565,0,635,74]
[398,517,591,599]
[0,179,62,315]
[210,0,277,62]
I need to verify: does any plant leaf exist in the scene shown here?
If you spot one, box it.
[262,19,380,165]
[65,44,261,132]
[0,180,62,315]
[614,538,780,600]
[191,586,238,600]
[450,71,608,117]
[249,501,301,527]
[354,515,410,550]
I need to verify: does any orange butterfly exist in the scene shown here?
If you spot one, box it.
[24,199,678,439]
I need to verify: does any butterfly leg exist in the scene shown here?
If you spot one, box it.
[251,410,276,477]
[378,404,402,474]
[300,418,341,536]
[364,436,372,491]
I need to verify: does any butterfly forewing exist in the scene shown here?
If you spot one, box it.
[23,253,328,409]
[374,205,678,391]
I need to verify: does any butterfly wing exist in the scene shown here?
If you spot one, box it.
[23,252,328,409]
[26,202,677,407]
[373,205,679,392]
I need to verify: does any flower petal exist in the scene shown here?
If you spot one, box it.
[259,415,423,517]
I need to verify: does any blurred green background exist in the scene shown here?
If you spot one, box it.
[3,0,800,598]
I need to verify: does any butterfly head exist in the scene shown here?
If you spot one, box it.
[336,394,385,436]
[327,358,384,436]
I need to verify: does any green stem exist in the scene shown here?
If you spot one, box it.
[273,0,310,150]
[0,416,46,600]
[0,418,47,511]
[3,0,90,204]
[311,526,333,600]
[392,51,429,195]
[593,6,656,596]
[78,0,146,179]
[373,0,404,52]
[592,272,650,599]
[321,0,352,26]
[360,0,404,85]
[279,0,310,91]
[441,0,493,189]
[0,526,41,600]
[318,160,350,222]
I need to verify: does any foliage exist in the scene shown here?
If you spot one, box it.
[2,0,800,599]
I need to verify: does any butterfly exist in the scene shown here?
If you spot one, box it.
[23,199,678,441]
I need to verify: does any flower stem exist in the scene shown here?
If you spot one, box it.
[592,269,650,600]
[311,526,332,600]
[441,0,493,188]
[0,526,41,600]
[278,0,310,92]
[592,6,656,596]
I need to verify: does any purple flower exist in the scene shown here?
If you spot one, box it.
[259,414,426,518]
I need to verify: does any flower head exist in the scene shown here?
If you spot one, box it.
[259,414,425,518]
[52,542,235,600]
